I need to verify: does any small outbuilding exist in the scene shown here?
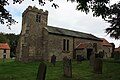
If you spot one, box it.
[0,43,10,59]
[100,38,113,58]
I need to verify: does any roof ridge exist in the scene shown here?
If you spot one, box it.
[46,26,101,41]
[47,25,90,35]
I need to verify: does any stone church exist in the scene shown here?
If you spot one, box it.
[16,6,104,61]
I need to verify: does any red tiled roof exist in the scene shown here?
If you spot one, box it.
[0,43,10,49]
[76,43,88,49]
[100,38,112,46]
[115,46,120,52]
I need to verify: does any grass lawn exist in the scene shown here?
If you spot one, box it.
[0,59,120,80]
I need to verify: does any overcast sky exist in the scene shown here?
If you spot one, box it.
[0,0,120,48]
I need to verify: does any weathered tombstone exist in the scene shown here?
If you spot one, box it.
[114,51,120,60]
[95,54,99,58]
[98,51,104,58]
[63,56,72,78]
[93,58,103,74]
[36,62,47,80]
[51,55,56,66]
[93,43,97,53]
[76,55,84,63]
[90,53,95,66]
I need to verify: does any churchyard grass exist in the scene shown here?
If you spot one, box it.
[0,59,120,80]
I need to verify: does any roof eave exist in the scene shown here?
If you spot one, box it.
[48,32,102,41]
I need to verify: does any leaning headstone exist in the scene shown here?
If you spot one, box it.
[90,53,95,66]
[63,56,72,78]
[36,62,47,80]
[51,55,56,66]
[93,58,103,74]
[76,55,84,63]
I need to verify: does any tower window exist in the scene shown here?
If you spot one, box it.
[36,14,41,22]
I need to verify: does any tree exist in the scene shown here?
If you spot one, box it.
[5,33,19,57]
[105,3,120,39]
[0,0,17,29]
[0,33,9,43]
[0,0,120,39]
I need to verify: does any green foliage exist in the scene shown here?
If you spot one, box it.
[67,0,110,18]
[0,33,19,57]
[0,60,120,80]
[0,33,9,43]
[5,33,19,57]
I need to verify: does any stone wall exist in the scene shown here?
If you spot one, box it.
[47,34,74,61]
[102,45,112,58]
[0,49,10,58]
[46,33,103,61]
[75,49,86,58]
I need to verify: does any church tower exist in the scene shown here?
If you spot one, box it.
[16,6,48,61]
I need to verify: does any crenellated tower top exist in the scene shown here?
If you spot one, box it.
[22,6,48,17]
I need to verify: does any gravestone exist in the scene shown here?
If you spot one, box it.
[95,51,104,58]
[36,62,47,80]
[95,54,99,58]
[76,55,84,63]
[98,51,104,58]
[90,53,95,66]
[63,56,72,78]
[51,55,56,66]
[93,43,97,53]
[93,58,103,74]
[114,51,120,60]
